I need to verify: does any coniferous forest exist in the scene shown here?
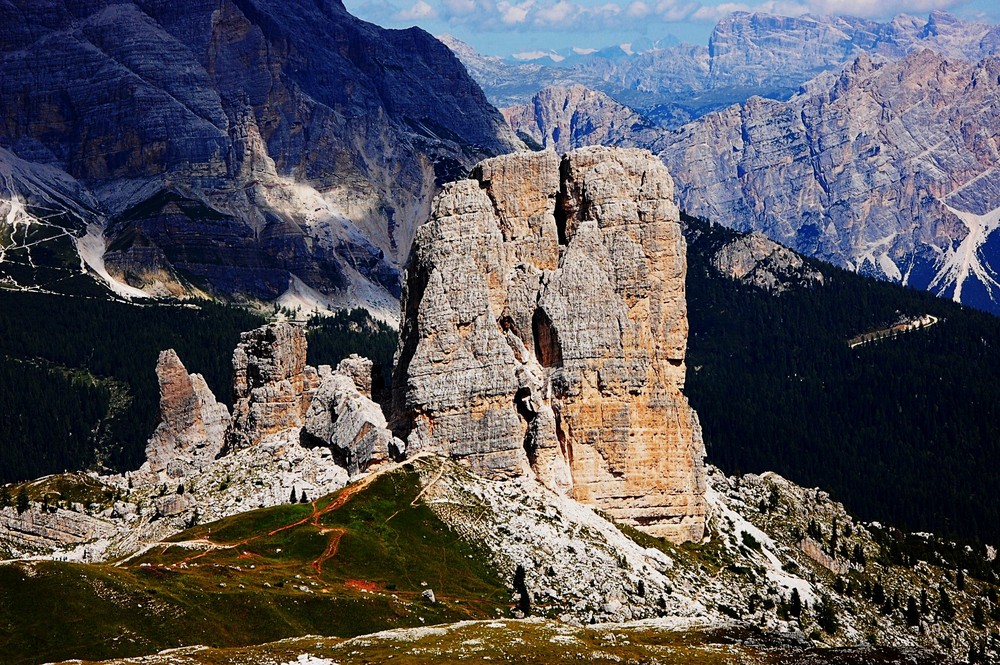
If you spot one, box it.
[682,214,1000,545]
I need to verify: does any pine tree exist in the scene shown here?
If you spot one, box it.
[852,543,866,566]
[905,596,919,626]
[829,518,838,556]
[938,587,956,622]
[513,564,531,616]
[956,569,965,592]
[299,491,308,503]
[0,485,10,508]
[920,588,929,615]
[790,588,802,618]
[289,487,297,503]
[973,601,986,628]
[16,487,29,514]
[816,594,839,634]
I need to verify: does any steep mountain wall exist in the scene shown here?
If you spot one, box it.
[655,51,1000,312]
[392,147,707,543]
[0,0,520,310]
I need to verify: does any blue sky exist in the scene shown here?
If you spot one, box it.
[343,0,1000,56]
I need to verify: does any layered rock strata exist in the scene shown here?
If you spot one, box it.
[654,51,1000,313]
[141,350,230,479]
[393,147,707,542]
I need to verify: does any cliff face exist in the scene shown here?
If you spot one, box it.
[502,85,653,154]
[449,11,999,124]
[654,51,1000,312]
[392,147,707,543]
[0,0,519,310]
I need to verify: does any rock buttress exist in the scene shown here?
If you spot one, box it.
[392,146,707,542]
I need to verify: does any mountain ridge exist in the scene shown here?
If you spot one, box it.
[0,0,521,314]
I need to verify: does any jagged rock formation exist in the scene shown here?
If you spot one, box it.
[393,147,706,542]
[447,11,1000,123]
[224,324,319,453]
[502,85,653,153]
[0,0,519,312]
[303,355,398,476]
[0,321,402,560]
[710,232,824,294]
[141,350,230,479]
[654,50,1000,313]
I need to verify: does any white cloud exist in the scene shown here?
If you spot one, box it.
[533,0,578,24]
[498,0,534,23]
[396,0,439,19]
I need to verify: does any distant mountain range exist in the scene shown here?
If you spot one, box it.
[499,11,1000,314]
[446,10,1000,125]
[0,0,519,317]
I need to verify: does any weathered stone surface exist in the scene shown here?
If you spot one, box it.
[0,504,118,558]
[225,323,318,452]
[502,85,652,154]
[393,146,706,542]
[710,232,824,294]
[142,350,230,479]
[303,361,397,476]
[334,354,375,398]
[654,51,1000,312]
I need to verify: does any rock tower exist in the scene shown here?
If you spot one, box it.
[392,147,707,542]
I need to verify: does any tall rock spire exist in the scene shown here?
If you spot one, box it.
[392,147,707,543]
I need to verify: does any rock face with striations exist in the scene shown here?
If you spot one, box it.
[224,323,319,453]
[0,0,520,311]
[392,147,707,543]
[501,85,653,154]
[142,350,231,479]
[303,355,398,476]
[654,50,1000,313]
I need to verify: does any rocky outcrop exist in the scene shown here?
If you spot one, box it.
[654,51,1000,313]
[502,85,652,153]
[0,0,520,310]
[142,350,230,479]
[224,324,318,453]
[393,147,707,542]
[710,232,824,294]
[304,356,398,476]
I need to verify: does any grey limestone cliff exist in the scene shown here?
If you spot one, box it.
[0,0,520,311]
[655,50,1000,312]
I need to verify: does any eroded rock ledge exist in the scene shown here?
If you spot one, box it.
[392,146,707,543]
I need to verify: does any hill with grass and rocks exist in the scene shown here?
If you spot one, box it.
[2,147,998,665]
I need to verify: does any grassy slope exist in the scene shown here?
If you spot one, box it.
[0,467,507,665]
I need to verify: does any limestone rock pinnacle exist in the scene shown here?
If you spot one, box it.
[224,323,319,453]
[392,146,707,543]
[143,349,230,479]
